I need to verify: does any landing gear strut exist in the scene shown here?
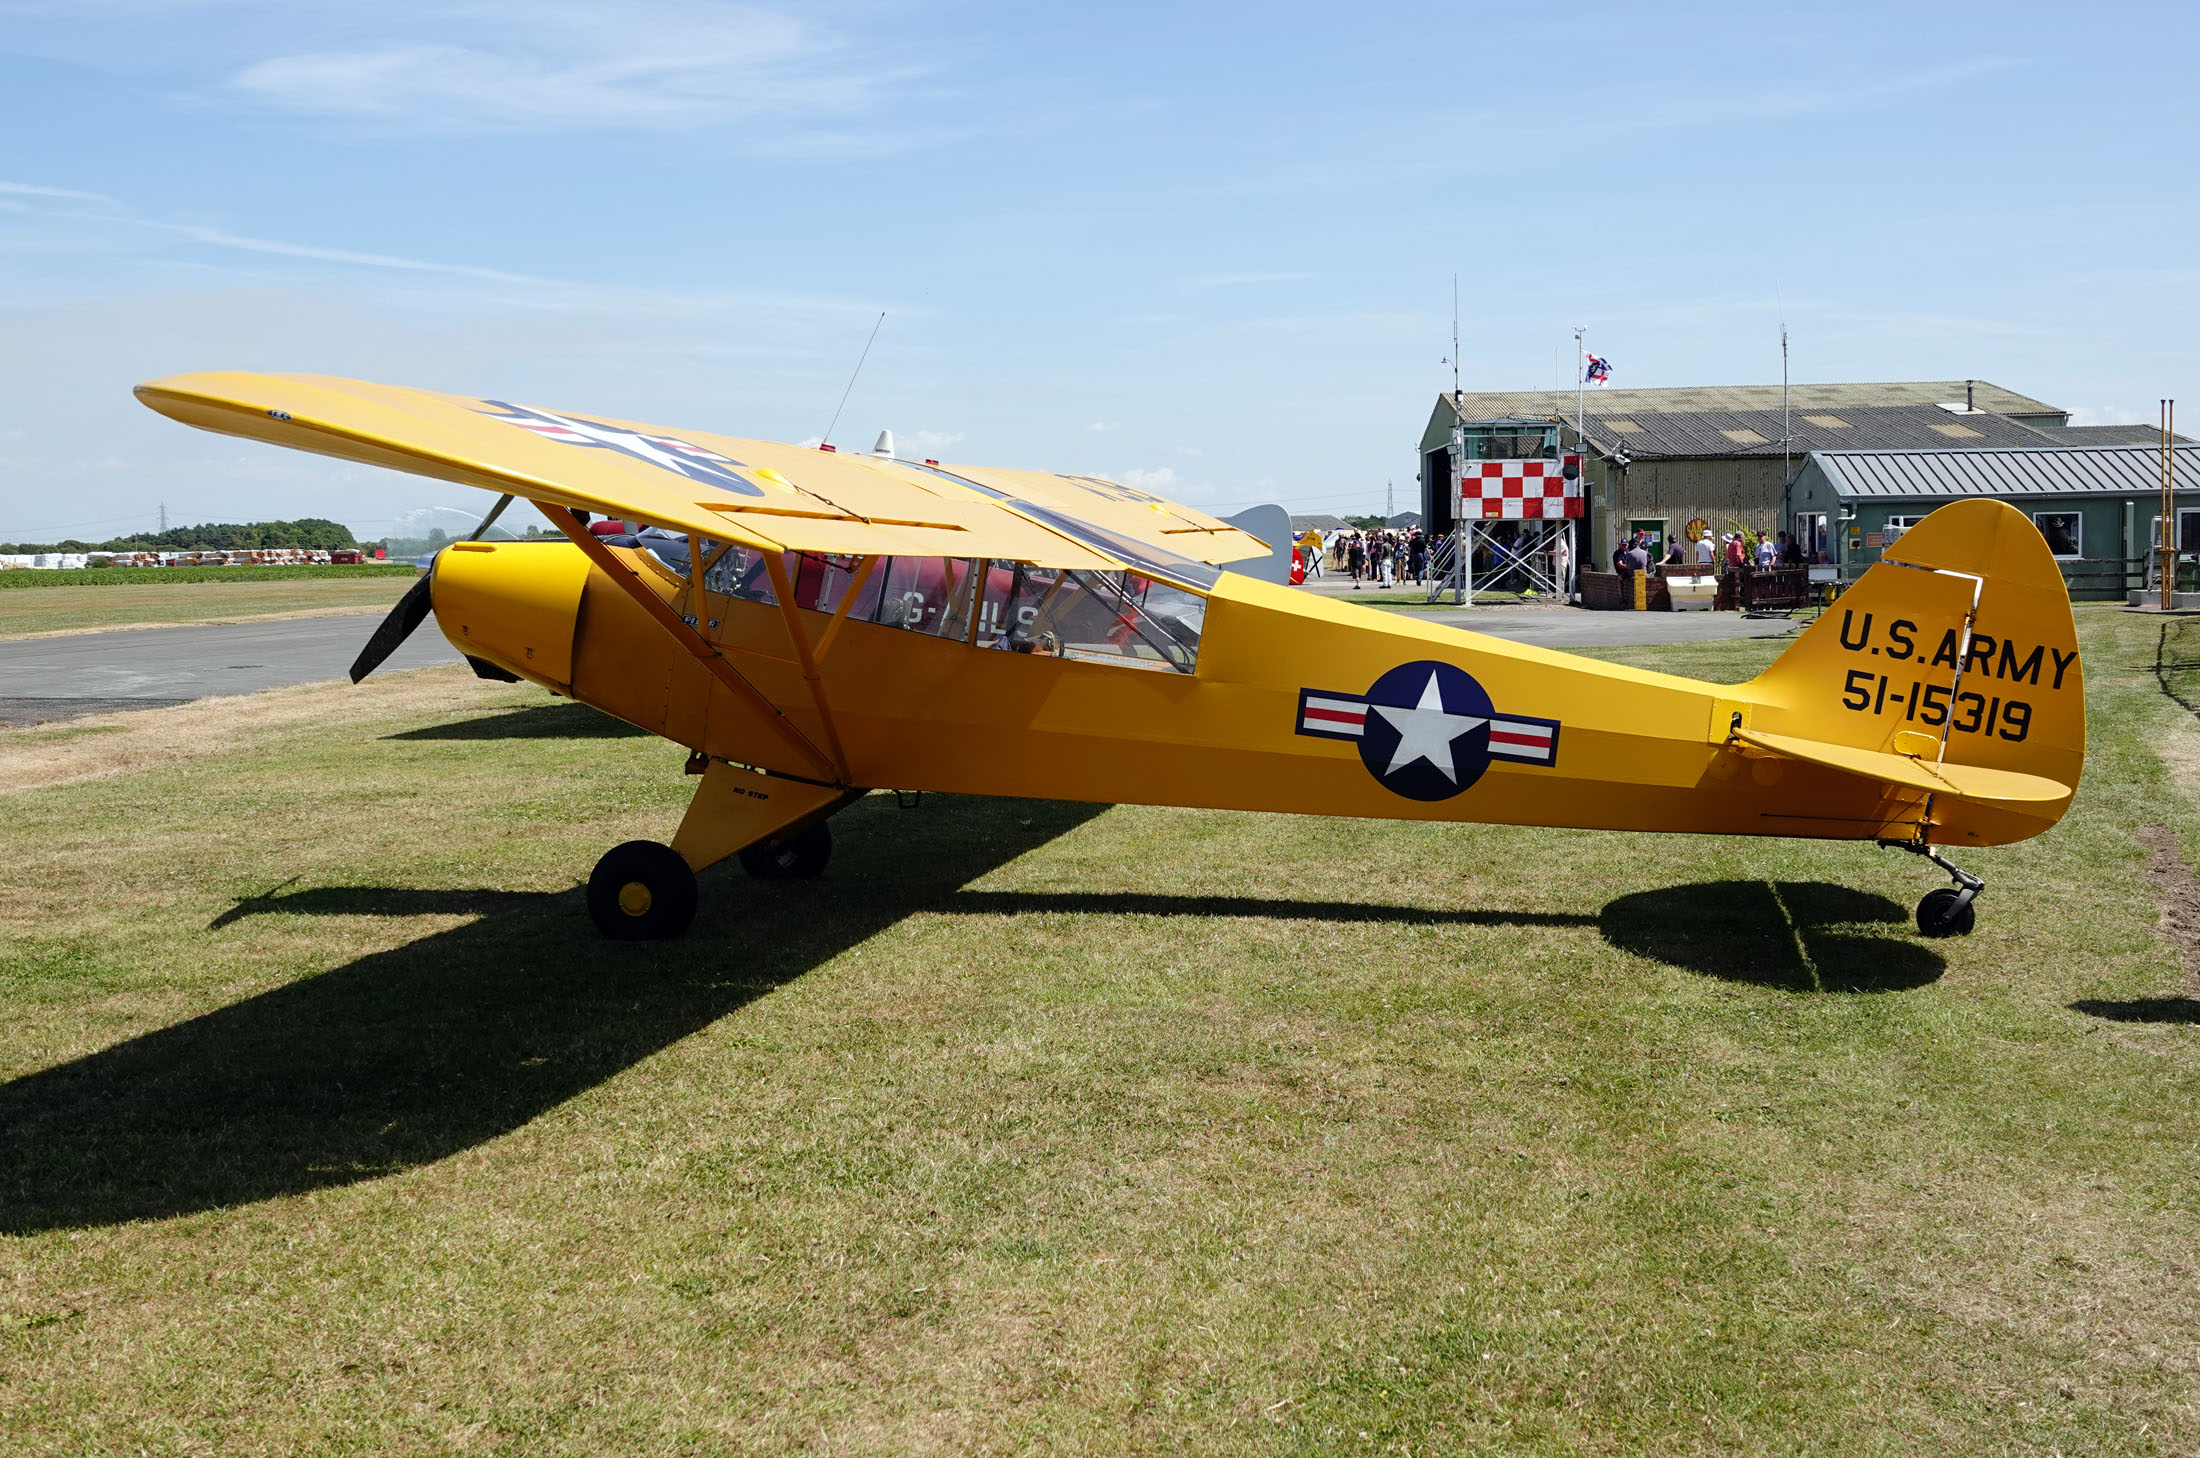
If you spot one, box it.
[1880,836,1982,938]
[739,821,832,879]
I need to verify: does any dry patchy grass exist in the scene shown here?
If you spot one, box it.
[0,610,2196,1455]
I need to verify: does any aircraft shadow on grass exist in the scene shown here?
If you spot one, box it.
[2068,997,2200,1025]
[0,804,1935,1235]
[384,702,649,740]
[1599,880,1944,994]
[0,796,1103,1234]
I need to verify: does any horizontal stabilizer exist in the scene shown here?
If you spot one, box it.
[1735,728,2072,805]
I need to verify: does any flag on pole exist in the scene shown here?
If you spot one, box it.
[1583,355,1613,386]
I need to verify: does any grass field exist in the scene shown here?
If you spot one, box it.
[1,610,2197,1455]
[0,575,414,638]
[0,565,417,589]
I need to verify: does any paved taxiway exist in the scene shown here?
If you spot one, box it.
[0,601,1799,726]
[0,613,460,723]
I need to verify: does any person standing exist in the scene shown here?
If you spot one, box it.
[1348,532,1366,587]
[1695,530,1715,567]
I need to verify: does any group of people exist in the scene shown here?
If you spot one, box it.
[1302,528,1431,588]
[1613,527,1806,575]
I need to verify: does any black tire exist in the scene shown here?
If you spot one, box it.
[587,840,699,940]
[1915,887,1977,939]
[738,821,832,880]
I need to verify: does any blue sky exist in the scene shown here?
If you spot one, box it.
[1,0,2194,542]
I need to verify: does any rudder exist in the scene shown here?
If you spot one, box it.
[1742,500,2084,839]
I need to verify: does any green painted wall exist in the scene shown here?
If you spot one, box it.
[1786,458,2198,600]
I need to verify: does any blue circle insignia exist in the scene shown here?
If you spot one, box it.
[1356,660,1496,801]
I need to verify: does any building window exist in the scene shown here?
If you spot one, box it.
[1463,425,1558,461]
[1882,515,1926,544]
[2033,512,2081,559]
[1794,512,1828,563]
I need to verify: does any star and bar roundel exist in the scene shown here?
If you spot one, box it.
[1295,660,1561,801]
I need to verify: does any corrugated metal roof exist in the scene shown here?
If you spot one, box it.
[2037,424,2193,447]
[1583,404,2056,459]
[1446,379,2063,421]
[1808,444,2200,499]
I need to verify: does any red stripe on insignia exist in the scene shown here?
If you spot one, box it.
[1304,706,1365,725]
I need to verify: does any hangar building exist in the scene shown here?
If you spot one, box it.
[1416,380,2081,559]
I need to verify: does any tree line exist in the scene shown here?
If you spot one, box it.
[0,518,360,555]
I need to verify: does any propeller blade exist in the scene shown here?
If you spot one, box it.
[349,572,435,683]
[348,493,513,684]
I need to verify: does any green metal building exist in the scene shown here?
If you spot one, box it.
[1788,444,2200,600]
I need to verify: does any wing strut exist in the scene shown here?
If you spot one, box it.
[546,507,841,783]
[762,550,853,783]
[812,555,880,662]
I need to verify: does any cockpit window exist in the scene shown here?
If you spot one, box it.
[644,536,1201,670]
[977,564,1201,672]
[869,557,977,638]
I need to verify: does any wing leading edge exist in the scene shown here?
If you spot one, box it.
[133,372,1269,576]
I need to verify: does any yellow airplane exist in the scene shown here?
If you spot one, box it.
[136,373,2085,942]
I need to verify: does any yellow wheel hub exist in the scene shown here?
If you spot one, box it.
[617,881,654,917]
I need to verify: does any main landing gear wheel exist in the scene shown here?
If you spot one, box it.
[587,840,698,940]
[738,821,832,880]
[1915,887,1978,938]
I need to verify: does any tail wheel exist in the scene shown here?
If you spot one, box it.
[738,822,832,880]
[587,840,699,940]
[1915,887,1977,938]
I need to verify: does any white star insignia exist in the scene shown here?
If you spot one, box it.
[1371,670,1487,783]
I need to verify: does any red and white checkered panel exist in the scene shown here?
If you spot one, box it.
[1457,456,1584,519]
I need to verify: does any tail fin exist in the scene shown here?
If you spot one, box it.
[1743,499,2084,843]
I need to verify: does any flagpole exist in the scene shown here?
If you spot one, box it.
[1573,325,1588,565]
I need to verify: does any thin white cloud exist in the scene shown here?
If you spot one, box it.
[1183,271,1313,291]
[912,429,963,451]
[2066,405,2149,427]
[1120,465,1177,492]
[0,180,119,205]
[1084,421,1114,432]
[223,4,910,133]
[0,178,880,317]
[142,217,549,285]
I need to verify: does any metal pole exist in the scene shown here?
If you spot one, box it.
[2165,399,2177,610]
[1573,326,1589,577]
[1781,322,1792,536]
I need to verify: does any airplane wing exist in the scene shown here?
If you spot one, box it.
[134,372,1269,574]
